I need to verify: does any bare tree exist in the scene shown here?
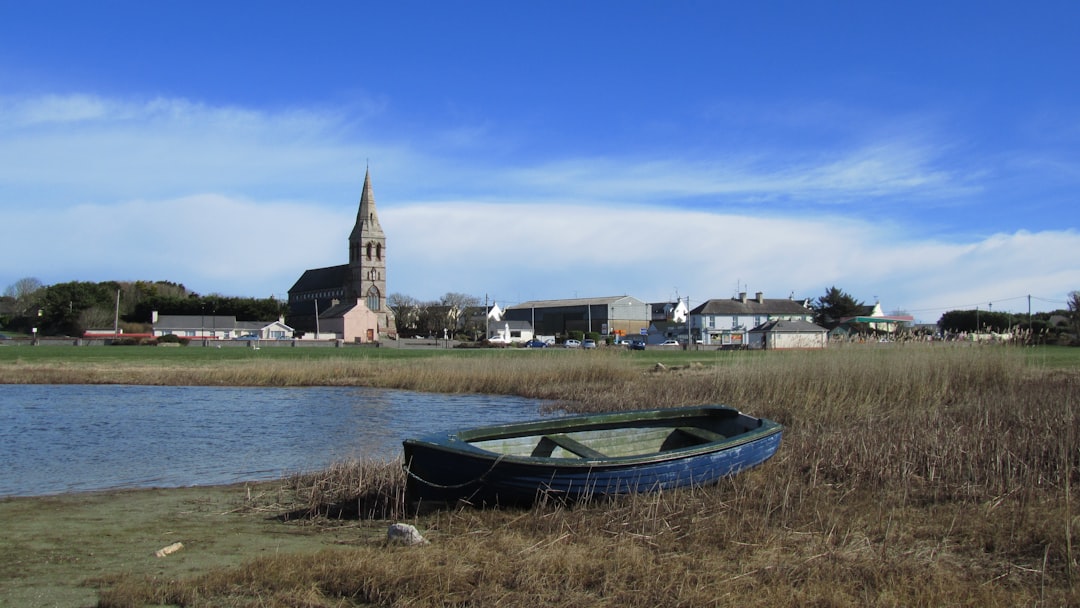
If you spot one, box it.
[388,293,421,334]
[3,277,44,315]
[440,292,480,331]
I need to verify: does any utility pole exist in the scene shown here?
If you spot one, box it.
[113,289,120,337]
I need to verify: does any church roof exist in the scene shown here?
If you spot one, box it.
[288,264,348,294]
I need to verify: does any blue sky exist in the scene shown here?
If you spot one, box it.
[1,2,1077,322]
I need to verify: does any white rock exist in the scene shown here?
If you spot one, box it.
[386,523,429,546]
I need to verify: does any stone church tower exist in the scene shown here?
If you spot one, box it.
[286,168,395,339]
[345,169,395,331]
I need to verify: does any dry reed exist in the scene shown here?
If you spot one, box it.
[72,345,1080,606]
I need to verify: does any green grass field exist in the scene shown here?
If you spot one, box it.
[3,340,1078,369]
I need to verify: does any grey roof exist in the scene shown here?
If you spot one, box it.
[289,264,349,295]
[319,300,359,319]
[690,297,811,316]
[235,320,294,331]
[154,315,237,330]
[509,295,645,309]
[650,303,667,315]
[154,315,292,331]
[749,319,826,333]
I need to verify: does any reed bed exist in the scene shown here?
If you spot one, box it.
[52,345,1080,606]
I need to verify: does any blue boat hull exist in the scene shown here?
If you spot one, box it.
[403,405,783,506]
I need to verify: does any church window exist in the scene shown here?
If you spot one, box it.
[366,286,381,311]
[376,243,382,260]
[366,243,373,260]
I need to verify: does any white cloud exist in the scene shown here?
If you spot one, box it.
[1,194,347,298]
[1,92,1075,320]
[384,202,1079,318]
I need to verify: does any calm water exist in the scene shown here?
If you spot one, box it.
[0,385,550,497]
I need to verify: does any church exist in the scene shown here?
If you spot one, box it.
[286,169,396,342]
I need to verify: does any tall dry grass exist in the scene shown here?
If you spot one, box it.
[86,345,1080,606]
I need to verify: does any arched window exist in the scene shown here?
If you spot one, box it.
[366,286,381,311]
[376,243,382,260]
[366,243,373,260]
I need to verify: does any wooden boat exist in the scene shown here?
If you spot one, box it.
[402,405,783,506]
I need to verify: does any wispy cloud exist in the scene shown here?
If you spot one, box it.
[0,93,1075,319]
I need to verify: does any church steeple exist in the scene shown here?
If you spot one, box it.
[349,168,382,241]
[345,169,393,330]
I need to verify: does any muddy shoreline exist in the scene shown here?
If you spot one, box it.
[0,482,371,607]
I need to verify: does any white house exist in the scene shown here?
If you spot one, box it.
[488,320,535,343]
[689,292,814,347]
[650,299,689,324]
[152,314,294,340]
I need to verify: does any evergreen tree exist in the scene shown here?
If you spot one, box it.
[812,286,864,329]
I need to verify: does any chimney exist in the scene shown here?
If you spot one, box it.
[739,292,747,303]
[756,292,764,304]
[151,310,158,324]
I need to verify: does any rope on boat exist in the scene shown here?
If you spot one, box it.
[401,454,507,489]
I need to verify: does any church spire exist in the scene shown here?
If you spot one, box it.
[350,168,381,241]
[345,168,392,334]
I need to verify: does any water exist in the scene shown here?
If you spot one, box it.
[0,385,550,497]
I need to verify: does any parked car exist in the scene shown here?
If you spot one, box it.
[659,339,681,346]
[524,339,548,348]
[582,339,597,349]
[628,340,646,350]
[564,339,582,348]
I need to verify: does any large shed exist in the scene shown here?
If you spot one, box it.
[504,296,649,337]
[748,319,828,350]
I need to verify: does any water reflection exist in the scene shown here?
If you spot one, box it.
[0,385,548,497]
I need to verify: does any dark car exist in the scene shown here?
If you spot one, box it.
[524,339,548,348]
[629,340,646,350]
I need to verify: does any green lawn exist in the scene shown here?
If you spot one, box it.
[1,341,1077,369]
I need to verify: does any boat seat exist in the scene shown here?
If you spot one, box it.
[675,427,727,444]
[531,434,606,459]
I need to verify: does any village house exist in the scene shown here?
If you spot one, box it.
[688,292,817,348]
[151,314,294,341]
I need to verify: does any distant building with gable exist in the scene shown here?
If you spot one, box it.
[689,291,814,347]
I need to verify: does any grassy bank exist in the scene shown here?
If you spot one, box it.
[3,344,1079,606]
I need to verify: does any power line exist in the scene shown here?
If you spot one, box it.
[904,294,1068,315]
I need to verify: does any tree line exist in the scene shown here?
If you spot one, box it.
[3,277,1078,342]
[0,278,286,337]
